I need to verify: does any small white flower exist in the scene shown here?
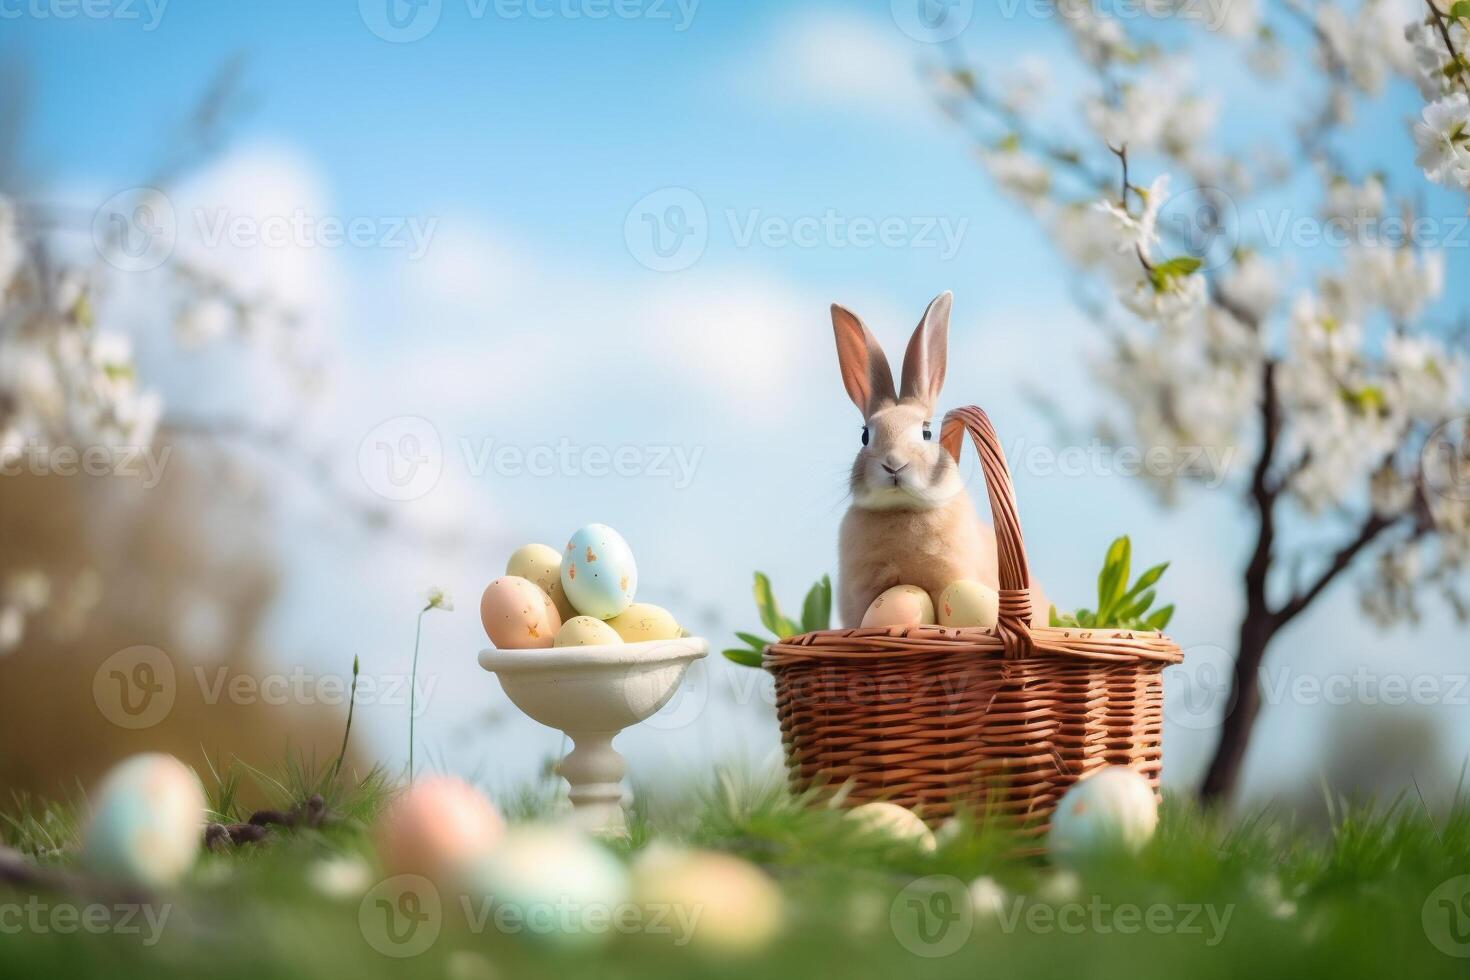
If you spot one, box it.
[307,856,374,899]
[981,147,1051,202]
[423,586,454,612]
[1414,93,1470,186]
[1036,869,1082,903]
[1220,251,1279,324]
[968,876,1008,921]
[1094,174,1170,265]
[1119,270,1207,327]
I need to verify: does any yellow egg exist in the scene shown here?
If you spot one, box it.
[861,585,935,627]
[480,576,560,649]
[507,543,575,621]
[606,602,681,642]
[630,844,782,953]
[554,616,623,647]
[845,802,937,853]
[938,580,999,628]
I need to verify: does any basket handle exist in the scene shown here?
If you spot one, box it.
[940,406,1035,659]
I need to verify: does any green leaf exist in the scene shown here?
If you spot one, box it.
[1148,255,1202,293]
[1095,536,1131,621]
[1450,1,1470,19]
[1145,605,1175,631]
[1076,609,1096,628]
[752,573,788,638]
[722,648,764,668]
[1117,590,1156,623]
[1123,562,1169,602]
[801,577,832,633]
[1048,604,1062,627]
[735,632,771,651]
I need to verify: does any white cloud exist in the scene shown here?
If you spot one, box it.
[736,9,932,121]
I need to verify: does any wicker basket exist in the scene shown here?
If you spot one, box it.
[764,406,1184,836]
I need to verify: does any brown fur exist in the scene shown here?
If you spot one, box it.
[832,293,1047,627]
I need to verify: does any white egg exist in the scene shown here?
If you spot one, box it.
[938,580,999,628]
[845,802,937,852]
[861,585,936,628]
[467,826,628,947]
[82,753,207,888]
[1047,765,1159,861]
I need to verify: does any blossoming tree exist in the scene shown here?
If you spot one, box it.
[935,0,1470,800]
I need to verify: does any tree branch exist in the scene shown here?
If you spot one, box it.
[1270,512,1400,629]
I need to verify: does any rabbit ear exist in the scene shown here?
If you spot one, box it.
[831,303,896,417]
[900,291,951,410]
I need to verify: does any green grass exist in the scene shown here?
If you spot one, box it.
[3,758,1469,979]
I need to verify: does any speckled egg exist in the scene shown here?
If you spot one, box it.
[631,843,783,953]
[555,616,623,647]
[938,580,999,628]
[506,543,575,622]
[1047,765,1159,862]
[467,826,629,947]
[560,524,637,620]
[861,585,936,628]
[480,576,561,649]
[845,802,937,853]
[82,753,207,888]
[606,602,680,643]
[376,776,505,887]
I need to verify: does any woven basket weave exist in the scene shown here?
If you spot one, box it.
[764,406,1183,835]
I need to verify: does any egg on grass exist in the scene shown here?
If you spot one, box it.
[82,753,207,889]
[861,585,936,628]
[375,777,505,887]
[1047,765,1159,862]
[561,524,637,620]
[938,580,999,628]
[606,602,681,643]
[506,543,576,622]
[844,802,937,853]
[630,844,783,954]
[480,576,561,649]
[468,826,629,947]
[555,616,623,647]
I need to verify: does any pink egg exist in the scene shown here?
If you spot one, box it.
[861,585,936,627]
[480,576,561,649]
[376,777,505,885]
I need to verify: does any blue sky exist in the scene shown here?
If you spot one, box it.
[10,0,1470,803]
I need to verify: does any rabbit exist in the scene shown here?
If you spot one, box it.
[833,291,1048,629]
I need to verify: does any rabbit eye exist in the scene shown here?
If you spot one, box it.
[861,427,870,446]
[922,422,932,441]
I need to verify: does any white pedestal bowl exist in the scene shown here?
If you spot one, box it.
[478,637,708,836]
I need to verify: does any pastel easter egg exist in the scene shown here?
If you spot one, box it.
[468,826,628,947]
[82,753,207,888]
[845,801,937,853]
[480,576,561,649]
[938,580,999,628]
[631,843,782,953]
[861,585,936,628]
[1047,765,1159,862]
[555,616,623,647]
[606,602,680,643]
[560,523,637,620]
[376,776,505,887]
[506,543,575,622]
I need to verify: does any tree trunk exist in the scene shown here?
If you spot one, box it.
[1198,617,1272,803]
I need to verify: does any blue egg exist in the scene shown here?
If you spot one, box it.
[560,524,637,620]
[83,753,207,888]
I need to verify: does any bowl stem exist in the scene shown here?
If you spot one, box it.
[557,730,628,837]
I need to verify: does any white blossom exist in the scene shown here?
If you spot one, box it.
[1094,174,1170,265]
[1219,251,1280,324]
[1322,175,1386,224]
[1119,270,1208,327]
[423,586,454,612]
[1347,246,1444,323]
[982,147,1052,203]
[0,196,19,300]
[1413,93,1470,186]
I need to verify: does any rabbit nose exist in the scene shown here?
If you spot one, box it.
[882,460,908,476]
